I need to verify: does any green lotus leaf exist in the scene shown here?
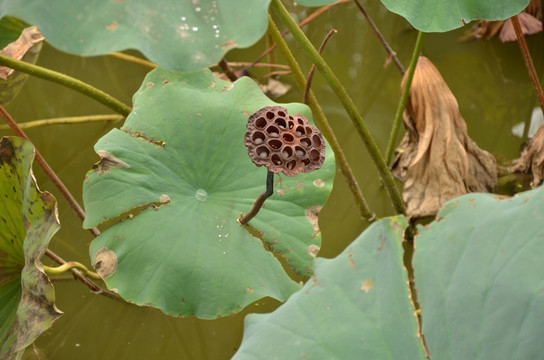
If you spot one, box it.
[0,0,273,72]
[414,186,544,359]
[233,216,426,359]
[294,0,338,6]
[0,136,62,359]
[380,0,529,32]
[83,68,335,319]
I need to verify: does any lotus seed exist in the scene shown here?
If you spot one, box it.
[269,132,279,137]
[296,150,304,156]
[282,151,290,158]
[259,151,268,158]
[254,138,263,144]
[296,131,302,136]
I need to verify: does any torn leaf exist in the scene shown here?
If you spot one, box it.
[0,26,44,105]
[511,124,544,186]
[391,57,497,218]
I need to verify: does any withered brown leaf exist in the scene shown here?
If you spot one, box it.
[391,56,497,218]
[511,124,544,186]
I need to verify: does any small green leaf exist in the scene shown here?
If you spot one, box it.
[83,68,335,319]
[414,186,544,359]
[234,216,426,359]
[0,136,62,359]
[380,0,529,32]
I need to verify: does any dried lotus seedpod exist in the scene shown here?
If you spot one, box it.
[244,106,325,176]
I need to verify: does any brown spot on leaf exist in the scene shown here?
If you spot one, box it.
[376,237,386,252]
[92,150,131,174]
[94,247,117,279]
[391,57,497,218]
[106,21,119,31]
[305,205,322,238]
[361,278,374,293]
[308,244,320,258]
[221,39,238,51]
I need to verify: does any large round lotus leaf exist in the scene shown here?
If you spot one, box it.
[233,216,426,359]
[0,0,271,71]
[0,136,62,359]
[380,0,529,32]
[414,186,544,359]
[83,68,334,319]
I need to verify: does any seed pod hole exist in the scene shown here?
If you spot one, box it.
[295,146,306,157]
[297,117,304,125]
[266,111,275,119]
[278,110,286,117]
[268,139,282,150]
[301,138,311,147]
[271,154,282,165]
[275,118,287,129]
[282,133,294,143]
[286,160,297,170]
[296,126,305,136]
[256,146,269,159]
[305,126,313,135]
[288,120,295,130]
[266,125,280,137]
[282,146,294,159]
[252,132,265,144]
[301,158,311,166]
[310,149,320,162]
[312,135,322,148]
[255,117,267,128]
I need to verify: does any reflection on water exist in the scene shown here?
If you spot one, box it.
[1,1,541,359]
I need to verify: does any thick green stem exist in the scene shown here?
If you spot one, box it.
[270,0,404,214]
[385,31,425,165]
[0,53,132,116]
[268,16,374,220]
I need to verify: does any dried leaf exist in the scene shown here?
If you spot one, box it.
[511,124,544,186]
[0,26,44,105]
[499,12,542,42]
[391,57,497,218]
[259,78,292,98]
[462,0,542,43]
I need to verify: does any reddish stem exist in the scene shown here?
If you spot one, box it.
[512,14,544,115]
[304,29,338,104]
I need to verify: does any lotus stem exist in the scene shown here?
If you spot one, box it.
[43,261,102,280]
[0,53,132,116]
[385,31,425,165]
[268,16,375,220]
[0,114,123,130]
[270,0,405,215]
[352,0,405,75]
[239,171,275,225]
[0,105,101,237]
[511,14,544,116]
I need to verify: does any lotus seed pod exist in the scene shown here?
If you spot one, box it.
[244,106,325,176]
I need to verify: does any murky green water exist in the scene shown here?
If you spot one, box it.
[2,2,541,359]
